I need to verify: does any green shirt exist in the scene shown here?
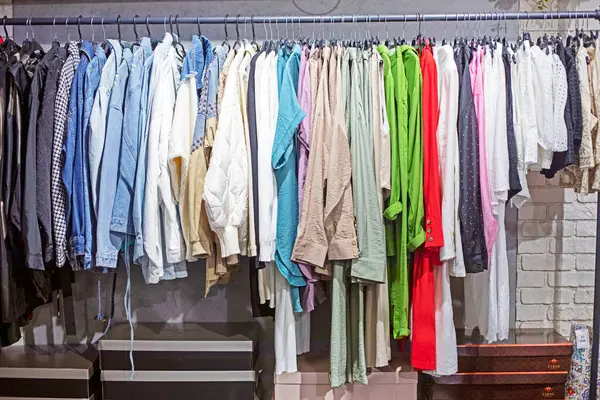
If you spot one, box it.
[401,46,425,252]
[378,45,410,339]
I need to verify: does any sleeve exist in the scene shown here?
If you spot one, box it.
[421,56,444,250]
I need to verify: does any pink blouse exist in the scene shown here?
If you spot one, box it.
[470,47,497,259]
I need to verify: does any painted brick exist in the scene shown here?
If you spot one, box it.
[576,255,596,271]
[517,305,548,321]
[521,221,573,237]
[576,221,597,237]
[547,271,595,287]
[575,288,594,304]
[520,288,572,304]
[529,188,575,203]
[517,271,546,288]
[547,305,593,321]
[520,254,574,271]
[547,204,565,220]
[577,193,599,203]
[574,237,597,254]
[519,205,547,221]
[518,237,547,254]
[549,237,574,254]
[563,202,597,220]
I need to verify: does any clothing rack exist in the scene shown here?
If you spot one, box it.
[2,9,600,400]
[0,11,599,26]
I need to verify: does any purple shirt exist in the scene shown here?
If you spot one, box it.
[296,45,322,312]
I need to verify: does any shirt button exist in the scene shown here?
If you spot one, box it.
[426,219,431,225]
[351,240,356,245]
[353,253,358,258]
[427,228,432,233]
[428,237,434,242]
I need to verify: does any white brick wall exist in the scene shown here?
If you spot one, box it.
[517,173,597,337]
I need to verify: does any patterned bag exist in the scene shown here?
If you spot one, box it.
[566,322,600,399]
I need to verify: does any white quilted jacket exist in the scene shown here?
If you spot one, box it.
[203,49,248,258]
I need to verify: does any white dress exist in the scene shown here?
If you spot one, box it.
[429,44,459,376]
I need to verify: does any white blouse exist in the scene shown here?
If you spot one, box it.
[516,42,540,167]
[531,45,555,169]
[552,53,569,153]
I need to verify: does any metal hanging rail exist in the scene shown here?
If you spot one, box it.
[1,7,600,400]
[0,10,599,25]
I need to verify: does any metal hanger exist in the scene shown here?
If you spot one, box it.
[101,17,106,42]
[197,16,202,36]
[233,14,242,50]
[3,15,9,41]
[145,15,151,37]
[117,15,122,43]
[175,14,182,39]
[133,15,140,41]
[90,16,95,43]
[66,16,71,42]
[77,15,83,41]
[222,14,230,49]
[251,15,258,47]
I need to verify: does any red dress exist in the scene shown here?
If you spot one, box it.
[411,44,444,371]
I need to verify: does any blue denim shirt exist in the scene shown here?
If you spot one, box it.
[193,45,225,152]
[133,39,154,263]
[272,44,306,313]
[63,40,94,258]
[82,45,107,269]
[96,47,133,268]
[111,42,147,238]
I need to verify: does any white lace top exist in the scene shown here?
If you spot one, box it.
[552,52,569,153]
[516,42,540,167]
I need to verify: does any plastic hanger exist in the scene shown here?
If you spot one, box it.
[233,14,242,51]
[172,15,186,58]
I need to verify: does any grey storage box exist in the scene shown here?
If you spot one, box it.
[0,345,100,399]
[99,323,258,400]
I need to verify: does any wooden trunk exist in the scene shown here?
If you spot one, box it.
[422,329,572,400]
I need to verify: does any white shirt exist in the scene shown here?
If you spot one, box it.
[531,45,555,169]
[509,47,531,209]
[256,51,279,262]
[143,38,187,283]
[552,53,569,152]
[516,42,540,167]
[168,71,198,262]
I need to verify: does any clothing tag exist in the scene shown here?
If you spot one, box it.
[576,327,590,350]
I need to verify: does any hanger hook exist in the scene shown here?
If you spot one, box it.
[77,15,83,40]
[275,16,280,39]
[252,15,256,41]
[196,16,202,36]
[30,17,35,40]
[66,16,70,41]
[145,15,151,37]
[25,17,29,40]
[224,14,229,41]
[2,15,8,40]
[168,15,174,34]
[235,14,240,41]
[263,16,267,40]
[133,14,139,40]
[90,16,95,42]
[385,15,389,40]
[53,17,57,41]
[117,15,122,41]
[175,14,180,38]
[101,17,106,41]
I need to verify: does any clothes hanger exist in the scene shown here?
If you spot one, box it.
[222,14,231,51]
[19,17,31,56]
[197,16,202,37]
[116,15,122,45]
[172,15,186,58]
[90,16,96,45]
[233,14,242,51]
[132,14,140,43]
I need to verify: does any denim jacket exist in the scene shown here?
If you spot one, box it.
[96,47,133,268]
[111,42,147,239]
[133,38,154,263]
[89,39,122,217]
[81,44,107,269]
[63,40,94,259]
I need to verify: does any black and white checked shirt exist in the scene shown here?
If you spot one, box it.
[51,41,80,267]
